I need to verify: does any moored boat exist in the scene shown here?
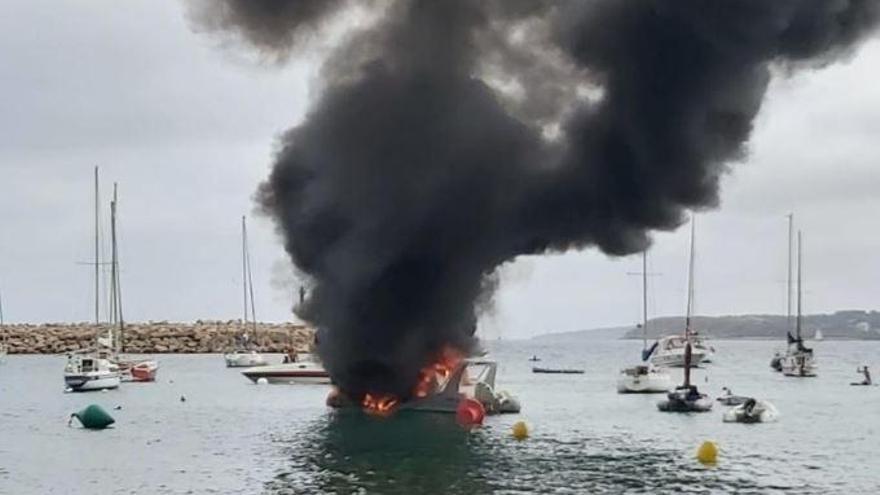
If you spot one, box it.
[657,218,712,413]
[224,216,267,368]
[618,251,672,394]
[64,352,121,391]
[781,231,817,378]
[242,353,329,384]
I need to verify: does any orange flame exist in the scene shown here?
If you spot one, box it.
[413,345,464,398]
[362,393,399,417]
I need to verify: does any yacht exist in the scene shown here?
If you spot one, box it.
[225,349,268,368]
[651,335,708,368]
[64,351,121,392]
[617,251,672,394]
[241,353,329,384]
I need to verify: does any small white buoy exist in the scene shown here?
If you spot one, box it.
[256,377,269,385]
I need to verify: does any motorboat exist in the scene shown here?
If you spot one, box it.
[722,398,779,423]
[224,349,268,368]
[532,367,584,374]
[241,353,330,384]
[327,358,521,415]
[617,364,672,394]
[64,353,121,392]
[716,387,750,406]
[118,359,159,382]
[650,335,707,368]
[657,385,713,412]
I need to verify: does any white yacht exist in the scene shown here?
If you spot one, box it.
[651,335,707,368]
[242,353,329,384]
[225,349,268,368]
[617,251,672,394]
[64,352,121,392]
[781,231,817,378]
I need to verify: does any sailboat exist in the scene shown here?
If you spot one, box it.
[657,218,712,413]
[617,251,672,393]
[105,183,159,382]
[224,216,268,368]
[63,167,121,392]
[771,214,794,372]
[780,231,817,377]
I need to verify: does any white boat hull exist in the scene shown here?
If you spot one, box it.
[723,400,779,423]
[242,362,331,384]
[64,372,121,391]
[781,353,817,377]
[224,351,267,368]
[617,367,672,393]
[651,348,707,368]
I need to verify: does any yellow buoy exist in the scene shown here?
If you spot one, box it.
[511,421,529,440]
[696,441,718,465]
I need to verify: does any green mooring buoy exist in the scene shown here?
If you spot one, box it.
[69,404,115,429]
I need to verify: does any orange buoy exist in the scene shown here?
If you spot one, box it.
[456,398,485,427]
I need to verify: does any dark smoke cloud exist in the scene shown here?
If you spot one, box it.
[188,0,879,399]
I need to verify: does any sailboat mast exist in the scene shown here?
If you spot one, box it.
[111,183,125,352]
[796,230,803,340]
[685,218,696,340]
[241,216,249,331]
[642,251,648,350]
[94,167,101,346]
[786,214,793,335]
[245,222,258,339]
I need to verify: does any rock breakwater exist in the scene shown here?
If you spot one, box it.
[0,321,314,354]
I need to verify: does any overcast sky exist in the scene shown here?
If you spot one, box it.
[1,0,879,339]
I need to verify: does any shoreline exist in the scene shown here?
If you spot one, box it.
[0,321,315,354]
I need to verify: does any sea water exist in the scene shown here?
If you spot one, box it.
[1,340,878,494]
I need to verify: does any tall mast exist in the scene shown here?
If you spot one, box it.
[0,285,5,326]
[786,214,793,336]
[641,251,648,351]
[110,183,125,352]
[241,216,249,331]
[685,217,696,340]
[94,167,101,346]
[245,220,258,339]
[796,230,803,340]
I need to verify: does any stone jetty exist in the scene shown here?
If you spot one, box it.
[0,321,315,354]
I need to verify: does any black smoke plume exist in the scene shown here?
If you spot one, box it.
[188,0,879,399]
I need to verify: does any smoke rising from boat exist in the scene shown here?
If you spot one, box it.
[187,0,880,399]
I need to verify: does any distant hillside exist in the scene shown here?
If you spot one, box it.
[535,310,880,341]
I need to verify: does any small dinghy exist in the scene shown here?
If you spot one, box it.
[532,367,584,374]
[723,398,779,423]
[716,387,750,406]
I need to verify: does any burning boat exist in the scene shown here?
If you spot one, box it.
[328,352,520,418]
